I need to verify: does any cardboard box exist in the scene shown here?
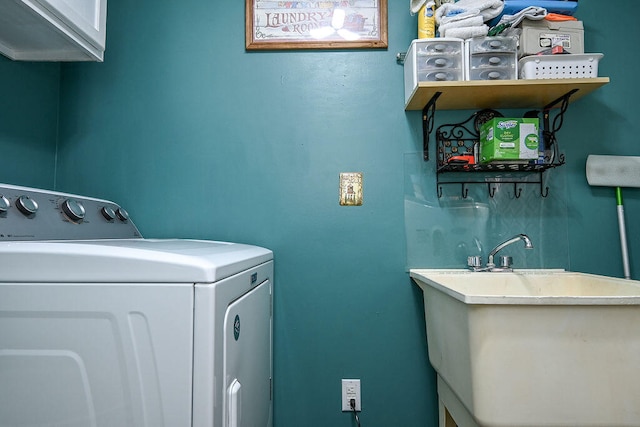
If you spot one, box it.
[480,118,539,163]
[518,19,584,57]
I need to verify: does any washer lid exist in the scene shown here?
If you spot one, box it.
[0,239,273,283]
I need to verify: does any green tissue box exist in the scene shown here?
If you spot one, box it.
[480,118,539,163]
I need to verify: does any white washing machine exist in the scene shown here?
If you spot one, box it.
[0,183,273,427]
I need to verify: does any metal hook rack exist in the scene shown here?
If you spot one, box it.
[426,89,575,199]
[437,172,550,199]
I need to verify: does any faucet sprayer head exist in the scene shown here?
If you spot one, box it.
[520,234,534,249]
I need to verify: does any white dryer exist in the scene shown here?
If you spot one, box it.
[0,183,273,427]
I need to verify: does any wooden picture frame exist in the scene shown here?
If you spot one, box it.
[246,0,388,50]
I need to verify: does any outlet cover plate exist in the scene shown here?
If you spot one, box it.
[341,378,361,411]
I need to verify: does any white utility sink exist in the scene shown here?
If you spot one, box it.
[410,269,640,427]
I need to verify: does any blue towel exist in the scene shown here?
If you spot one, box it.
[489,0,577,26]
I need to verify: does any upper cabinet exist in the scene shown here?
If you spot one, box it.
[0,0,107,62]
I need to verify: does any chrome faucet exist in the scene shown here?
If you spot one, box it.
[487,234,533,268]
[468,234,533,272]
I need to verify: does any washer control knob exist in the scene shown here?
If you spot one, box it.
[101,206,117,221]
[62,198,86,223]
[16,195,38,216]
[116,207,129,222]
[0,195,10,213]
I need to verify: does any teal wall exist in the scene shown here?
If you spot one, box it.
[563,5,640,279]
[0,57,59,188]
[57,1,437,426]
[1,0,639,426]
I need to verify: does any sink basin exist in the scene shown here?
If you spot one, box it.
[410,269,640,427]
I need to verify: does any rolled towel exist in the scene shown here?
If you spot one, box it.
[436,0,504,24]
[410,0,427,15]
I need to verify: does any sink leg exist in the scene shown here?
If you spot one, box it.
[445,408,457,427]
[439,399,458,427]
[437,375,479,427]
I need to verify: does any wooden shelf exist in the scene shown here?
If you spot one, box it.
[404,77,610,111]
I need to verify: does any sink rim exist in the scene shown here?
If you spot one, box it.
[410,269,640,305]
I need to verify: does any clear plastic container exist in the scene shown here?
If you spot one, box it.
[419,55,463,71]
[404,38,465,104]
[419,70,463,82]
[468,36,517,54]
[469,53,516,69]
[416,39,463,55]
[469,68,515,81]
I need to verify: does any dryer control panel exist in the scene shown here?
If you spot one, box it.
[0,183,142,241]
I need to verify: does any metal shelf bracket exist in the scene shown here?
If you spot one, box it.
[422,91,441,161]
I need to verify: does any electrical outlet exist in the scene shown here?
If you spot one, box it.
[341,379,361,411]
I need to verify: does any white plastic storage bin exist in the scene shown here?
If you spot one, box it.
[519,53,603,79]
[404,38,465,104]
[465,36,517,81]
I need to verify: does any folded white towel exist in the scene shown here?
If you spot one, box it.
[439,15,484,34]
[443,25,489,39]
[439,8,481,25]
[436,0,504,24]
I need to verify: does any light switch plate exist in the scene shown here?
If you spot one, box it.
[339,172,363,206]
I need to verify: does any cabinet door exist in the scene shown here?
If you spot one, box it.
[0,0,106,61]
[35,0,107,49]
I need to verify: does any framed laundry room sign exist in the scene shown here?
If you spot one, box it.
[245,0,388,50]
